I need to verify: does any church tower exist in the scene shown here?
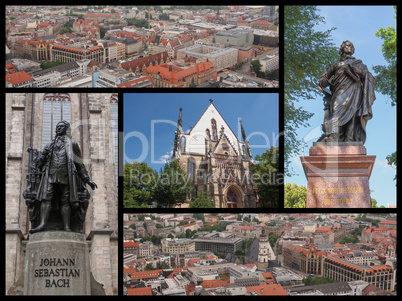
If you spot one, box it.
[257,228,275,269]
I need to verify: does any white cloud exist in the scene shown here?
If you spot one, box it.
[159,149,173,163]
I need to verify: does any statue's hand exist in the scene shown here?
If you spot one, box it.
[72,202,80,209]
[319,77,330,88]
[351,66,362,74]
[87,180,98,190]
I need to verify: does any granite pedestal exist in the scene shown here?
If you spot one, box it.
[300,142,375,208]
[24,231,91,295]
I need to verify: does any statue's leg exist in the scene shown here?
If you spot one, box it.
[343,118,355,142]
[30,185,54,233]
[60,185,71,232]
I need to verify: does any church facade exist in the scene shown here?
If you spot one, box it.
[172,100,258,208]
[5,93,118,295]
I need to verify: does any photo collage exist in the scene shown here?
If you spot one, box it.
[4,4,397,297]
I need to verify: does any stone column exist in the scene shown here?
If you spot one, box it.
[6,94,28,292]
[85,93,118,295]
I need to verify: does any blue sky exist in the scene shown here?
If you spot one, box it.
[285,6,397,207]
[124,93,279,172]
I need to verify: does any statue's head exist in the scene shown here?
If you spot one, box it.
[55,120,72,138]
[339,40,355,55]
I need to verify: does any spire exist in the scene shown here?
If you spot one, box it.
[240,119,252,160]
[173,107,183,158]
[178,107,182,132]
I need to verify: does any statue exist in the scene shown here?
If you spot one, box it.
[23,121,97,234]
[317,41,376,143]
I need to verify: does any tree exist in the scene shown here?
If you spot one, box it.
[189,191,215,208]
[269,232,278,247]
[373,6,397,178]
[123,161,157,208]
[371,197,386,208]
[252,146,280,208]
[373,6,397,106]
[284,6,338,176]
[152,160,192,208]
[303,276,337,286]
[250,59,262,75]
[284,183,307,208]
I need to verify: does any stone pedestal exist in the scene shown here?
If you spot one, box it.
[24,231,91,295]
[300,142,375,208]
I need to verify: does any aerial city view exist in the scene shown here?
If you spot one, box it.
[123,213,396,296]
[4,4,397,298]
[6,5,279,88]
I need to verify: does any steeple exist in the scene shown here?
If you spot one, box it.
[240,119,252,159]
[172,107,182,158]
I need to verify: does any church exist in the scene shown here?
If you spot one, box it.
[172,99,258,208]
[5,93,118,295]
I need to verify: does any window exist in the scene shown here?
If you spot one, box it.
[42,93,71,148]
[187,158,196,182]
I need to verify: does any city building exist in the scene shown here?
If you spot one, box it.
[161,238,196,254]
[215,28,253,48]
[143,57,217,88]
[5,71,33,87]
[323,256,394,292]
[177,45,238,71]
[50,44,104,63]
[193,232,242,255]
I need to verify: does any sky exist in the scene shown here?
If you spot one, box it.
[285,6,397,207]
[124,93,279,172]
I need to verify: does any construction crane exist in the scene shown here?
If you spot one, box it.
[145,9,151,29]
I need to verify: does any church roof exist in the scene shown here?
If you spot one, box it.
[182,101,246,157]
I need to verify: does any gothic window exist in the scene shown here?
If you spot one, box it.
[187,157,196,183]
[42,93,71,149]
[180,136,186,153]
[206,128,211,140]
[211,118,218,140]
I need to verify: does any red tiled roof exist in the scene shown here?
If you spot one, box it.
[124,241,140,248]
[246,284,288,296]
[127,286,152,296]
[6,71,32,85]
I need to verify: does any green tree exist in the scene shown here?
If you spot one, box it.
[159,13,170,20]
[373,6,397,178]
[123,161,157,208]
[373,6,397,106]
[371,197,386,208]
[303,276,337,286]
[269,232,278,247]
[252,146,280,208]
[284,6,338,176]
[189,191,215,208]
[284,183,307,208]
[152,160,192,208]
[40,61,65,70]
[250,59,262,75]
[339,235,359,244]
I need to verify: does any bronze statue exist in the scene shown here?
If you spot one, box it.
[317,41,376,143]
[24,121,97,234]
